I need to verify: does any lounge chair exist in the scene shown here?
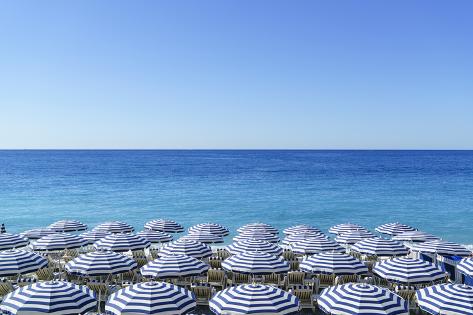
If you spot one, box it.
[283,249,295,261]
[335,274,359,285]
[286,271,305,289]
[290,285,315,311]
[0,279,14,298]
[262,273,285,287]
[190,283,214,305]
[207,268,226,289]
[395,285,418,313]
[209,257,222,269]
[290,260,300,271]
[316,274,335,290]
[35,267,55,281]
[228,272,250,285]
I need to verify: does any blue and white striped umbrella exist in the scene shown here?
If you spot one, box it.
[373,258,446,284]
[457,257,473,277]
[144,219,184,233]
[159,239,212,259]
[329,223,367,235]
[93,233,151,252]
[290,239,345,255]
[237,223,279,235]
[283,224,321,236]
[335,230,376,245]
[375,223,416,236]
[318,283,408,315]
[282,231,327,245]
[105,282,196,315]
[188,223,229,236]
[179,231,224,244]
[299,252,368,275]
[226,239,283,256]
[0,281,96,314]
[80,230,110,244]
[210,284,300,315]
[48,220,88,232]
[416,284,473,315]
[0,249,48,277]
[0,233,29,250]
[137,230,173,244]
[233,231,280,243]
[65,251,137,276]
[32,233,88,251]
[21,228,57,240]
[411,241,472,257]
[94,221,134,234]
[392,231,440,243]
[141,254,209,278]
[222,251,290,275]
[351,238,409,256]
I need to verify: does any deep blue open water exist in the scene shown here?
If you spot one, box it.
[1,150,472,244]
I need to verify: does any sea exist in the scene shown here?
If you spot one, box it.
[1,150,472,244]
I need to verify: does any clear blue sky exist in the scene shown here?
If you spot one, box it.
[1,1,472,149]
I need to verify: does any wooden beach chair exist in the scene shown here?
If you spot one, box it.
[0,279,14,298]
[395,285,418,312]
[283,249,295,261]
[262,273,285,287]
[286,271,305,289]
[228,272,250,285]
[35,267,55,281]
[316,274,336,290]
[289,260,300,271]
[190,283,213,305]
[215,249,230,259]
[335,274,359,285]
[290,285,315,311]
[209,257,222,269]
[207,268,226,289]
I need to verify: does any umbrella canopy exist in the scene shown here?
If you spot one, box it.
[0,233,29,250]
[457,257,473,277]
[233,231,280,243]
[375,223,416,236]
[65,251,137,276]
[226,239,283,256]
[80,230,111,244]
[416,284,473,315]
[392,231,440,243]
[318,283,408,315]
[282,231,327,245]
[144,219,184,233]
[283,224,321,236]
[299,252,368,275]
[329,223,367,235]
[0,281,96,314]
[159,239,212,259]
[290,239,345,255]
[93,233,151,252]
[48,220,88,232]
[222,251,290,275]
[209,284,300,315]
[179,231,224,244]
[94,221,134,234]
[351,238,409,257]
[335,230,376,245]
[21,228,57,240]
[105,282,196,315]
[373,258,446,285]
[32,233,88,251]
[137,230,173,244]
[141,254,209,278]
[237,223,279,235]
[188,223,229,236]
[0,249,48,277]
[411,241,472,257]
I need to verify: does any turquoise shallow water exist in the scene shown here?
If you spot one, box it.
[1,150,472,244]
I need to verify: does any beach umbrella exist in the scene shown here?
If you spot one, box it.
[32,233,88,251]
[335,230,375,245]
[48,220,88,232]
[290,239,345,255]
[0,281,96,314]
[283,224,321,235]
[159,239,212,259]
[140,254,209,278]
[179,231,224,244]
[318,283,408,315]
[93,233,150,252]
[65,251,137,276]
[209,284,300,315]
[299,252,368,275]
[373,258,446,285]
[392,231,440,243]
[105,281,196,315]
[0,233,29,250]
[457,257,473,277]
[282,231,327,245]
[411,241,472,257]
[375,222,416,236]
[94,221,134,234]
[416,283,473,315]
[222,251,290,275]
[233,230,280,243]
[188,223,229,236]
[144,219,184,233]
[329,223,367,235]
[0,249,48,277]
[351,238,409,257]
[137,230,173,244]
[237,223,279,235]
[21,228,57,240]
[80,230,111,244]
[226,239,283,256]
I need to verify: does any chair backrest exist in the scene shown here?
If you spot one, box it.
[233,273,250,284]
[0,280,14,297]
[263,273,281,284]
[207,268,225,283]
[283,249,295,260]
[335,274,359,285]
[287,271,305,284]
[191,284,212,299]
[209,257,222,269]
[290,260,300,271]
[317,274,335,286]
[35,267,55,281]
[291,285,313,303]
